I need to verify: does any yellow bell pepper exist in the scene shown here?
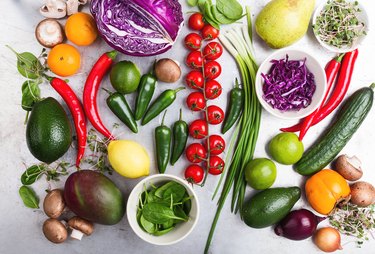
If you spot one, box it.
[305,169,350,215]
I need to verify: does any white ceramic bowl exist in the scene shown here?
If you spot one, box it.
[126,174,199,245]
[255,49,327,120]
[312,0,369,53]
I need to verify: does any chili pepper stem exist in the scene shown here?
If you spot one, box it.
[161,110,167,126]
[106,50,118,60]
[102,88,113,95]
[24,111,30,125]
[174,87,186,93]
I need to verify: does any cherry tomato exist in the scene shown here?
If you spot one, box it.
[203,42,223,60]
[185,71,204,90]
[184,33,202,51]
[201,24,219,40]
[204,61,221,79]
[186,92,206,111]
[185,143,207,163]
[189,119,208,139]
[185,164,204,184]
[188,13,205,31]
[186,51,203,69]
[205,135,226,155]
[206,105,224,125]
[206,156,225,175]
[205,79,222,99]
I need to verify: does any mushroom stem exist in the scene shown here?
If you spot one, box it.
[71,229,84,240]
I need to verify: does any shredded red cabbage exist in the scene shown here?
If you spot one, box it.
[261,55,316,111]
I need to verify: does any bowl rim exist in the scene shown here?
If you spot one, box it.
[255,48,327,120]
[126,173,200,246]
[312,0,369,53]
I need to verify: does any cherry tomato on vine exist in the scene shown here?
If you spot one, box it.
[186,51,203,69]
[201,24,219,40]
[185,164,204,184]
[205,135,226,155]
[204,61,221,79]
[185,143,207,163]
[189,119,208,139]
[188,12,205,31]
[203,42,223,60]
[205,79,222,99]
[184,33,202,51]
[185,70,204,90]
[206,105,224,125]
[186,92,206,111]
[206,156,225,175]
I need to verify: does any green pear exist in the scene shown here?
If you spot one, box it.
[255,0,315,49]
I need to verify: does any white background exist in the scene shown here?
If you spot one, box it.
[0,0,374,253]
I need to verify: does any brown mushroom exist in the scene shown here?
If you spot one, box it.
[68,216,94,240]
[154,58,181,83]
[43,189,66,218]
[335,154,363,181]
[350,181,375,207]
[35,19,64,48]
[43,218,68,244]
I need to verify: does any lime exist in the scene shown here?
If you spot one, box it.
[268,132,304,165]
[245,158,277,190]
[110,60,141,94]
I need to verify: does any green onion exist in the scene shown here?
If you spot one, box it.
[204,6,261,253]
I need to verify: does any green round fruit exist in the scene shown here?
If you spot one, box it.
[110,60,141,94]
[245,158,277,190]
[268,132,304,165]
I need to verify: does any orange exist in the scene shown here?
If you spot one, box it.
[47,44,81,77]
[65,12,98,46]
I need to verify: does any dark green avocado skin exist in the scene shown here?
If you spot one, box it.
[26,97,72,163]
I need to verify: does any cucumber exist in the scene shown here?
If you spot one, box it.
[295,84,374,175]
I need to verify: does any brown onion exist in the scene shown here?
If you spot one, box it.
[314,227,342,252]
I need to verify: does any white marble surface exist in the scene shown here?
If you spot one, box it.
[0,0,374,253]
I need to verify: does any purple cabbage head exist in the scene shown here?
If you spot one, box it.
[91,0,184,56]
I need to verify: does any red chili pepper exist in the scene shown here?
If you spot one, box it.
[298,53,345,140]
[48,77,87,167]
[281,49,358,133]
[83,50,117,140]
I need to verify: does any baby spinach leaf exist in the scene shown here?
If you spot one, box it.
[20,164,45,185]
[140,215,157,234]
[19,185,39,209]
[162,183,186,203]
[174,205,189,221]
[154,181,176,198]
[216,0,243,20]
[187,0,198,6]
[153,226,174,236]
[212,5,237,24]
[161,219,174,229]
[182,194,192,215]
[142,203,186,224]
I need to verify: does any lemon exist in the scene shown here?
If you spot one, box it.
[268,132,304,165]
[108,140,150,178]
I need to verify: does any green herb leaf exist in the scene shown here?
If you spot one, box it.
[161,218,174,229]
[162,182,186,203]
[21,80,41,111]
[212,5,237,24]
[216,0,243,20]
[153,226,174,236]
[140,215,157,233]
[174,205,189,221]
[19,185,39,209]
[142,203,186,224]
[187,0,198,6]
[20,164,44,185]
[154,181,177,198]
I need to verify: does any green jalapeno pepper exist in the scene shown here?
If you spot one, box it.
[155,111,171,173]
[104,89,138,133]
[142,87,185,125]
[221,80,244,134]
[170,109,188,165]
[134,72,157,121]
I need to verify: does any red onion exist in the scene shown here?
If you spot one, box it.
[274,209,325,240]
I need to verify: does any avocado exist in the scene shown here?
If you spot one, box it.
[26,97,72,163]
[242,187,301,228]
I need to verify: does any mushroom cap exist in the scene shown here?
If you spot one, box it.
[35,19,64,48]
[40,0,67,19]
[68,216,94,236]
[43,218,68,244]
[335,154,363,181]
[43,189,66,218]
[66,0,88,16]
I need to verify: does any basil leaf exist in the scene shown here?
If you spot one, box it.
[19,185,39,209]
[142,203,186,224]
[162,182,186,203]
[21,164,44,185]
[216,0,243,20]
[187,0,198,6]
[16,52,42,79]
[140,215,157,234]
[21,80,41,111]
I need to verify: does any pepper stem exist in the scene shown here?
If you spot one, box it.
[235,78,240,88]
[106,50,118,60]
[370,83,375,89]
[335,53,345,63]
[161,110,167,126]
[179,108,183,121]
[174,87,185,94]
[102,88,113,95]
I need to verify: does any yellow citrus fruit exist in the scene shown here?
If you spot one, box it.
[65,12,98,46]
[108,140,150,179]
[47,43,81,77]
